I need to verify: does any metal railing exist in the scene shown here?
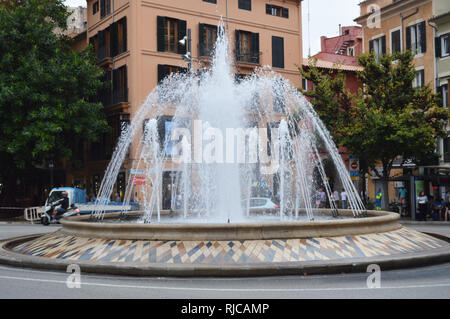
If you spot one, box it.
[24,206,45,224]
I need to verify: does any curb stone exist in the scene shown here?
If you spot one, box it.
[1,233,450,277]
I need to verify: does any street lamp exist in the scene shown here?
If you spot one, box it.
[179,29,192,70]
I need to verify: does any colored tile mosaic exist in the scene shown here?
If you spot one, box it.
[10,227,448,264]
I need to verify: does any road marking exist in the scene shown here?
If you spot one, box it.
[0,274,449,292]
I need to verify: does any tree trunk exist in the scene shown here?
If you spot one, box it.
[380,178,390,210]
[0,167,18,207]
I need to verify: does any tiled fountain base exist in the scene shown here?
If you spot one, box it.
[9,227,448,264]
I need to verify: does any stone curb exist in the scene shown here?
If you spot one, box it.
[1,233,450,277]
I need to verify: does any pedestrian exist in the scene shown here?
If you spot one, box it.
[445,190,450,216]
[398,187,407,216]
[315,191,321,208]
[417,191,428,221]
[375,188,383,211]
[340,189,348,209]
[333,189,340,209]
[432,197,445,221]
[114,193,121,202]
[319,188,326,208]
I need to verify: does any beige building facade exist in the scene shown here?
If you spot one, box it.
[68,0,303,200]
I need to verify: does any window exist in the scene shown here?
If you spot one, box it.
[157,16,187,55]
[100,0,111,19]
[302,78,308,91]
[436,33,450,58]
[406,22,426,55]
[391,29,401,54]
[347,46,355,56]
[235,30,259,64]
[413,69,424,88]
[157,65,187,103]
[203,0,216,3]
[272,36,284,69]
[199,24,219,57]
[158,65,187,83]
[94,26,111,60]
[93,1,99,14]
[238,0,251,11]
[146,116,186,157]
[266,4,289,18]
[369,36,386,62]
[437,84,448,108]
[111,17,127,57]
[444,138,450,162]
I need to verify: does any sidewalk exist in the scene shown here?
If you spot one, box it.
[399,217,450,226]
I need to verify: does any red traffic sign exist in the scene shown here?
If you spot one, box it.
[132,176,146,185]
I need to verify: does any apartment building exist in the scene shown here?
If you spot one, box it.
[431,4,450,163]
[355,0,438,89]
[67,0,303,199]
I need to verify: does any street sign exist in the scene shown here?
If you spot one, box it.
[132,176,146,185]
[349,156,359,181]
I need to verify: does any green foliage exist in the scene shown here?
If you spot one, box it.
[299,51,450,203]
[0,0,109,172]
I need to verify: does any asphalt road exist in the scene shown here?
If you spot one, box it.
[0,222,449,299]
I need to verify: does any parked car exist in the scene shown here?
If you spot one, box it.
[243,197,279,209]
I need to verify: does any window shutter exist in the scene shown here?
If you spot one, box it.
[272,36,284,68]
[406,26,411,51]
[381,36,386,55]
[282,8,289,18]
[123,66,128,102]
[111,22,118,57]
[392,30,400,53]
[266,4,271,14]
[419,21,426,53]
[369,39,374,53]
[435,37,442,58]
[122,17,127,53]
[100,0,106,18]
[112,68,118,105]
[235,30,241,61]
[98,30,106,60]
[157,16,166,52]
[251,32,259,64]
[199,23,206,57]
[177,20,187,55]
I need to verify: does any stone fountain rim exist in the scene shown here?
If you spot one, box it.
[59,210,401,241]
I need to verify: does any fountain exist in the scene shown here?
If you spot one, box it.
[90,23,364,224]
[1,22,449,276]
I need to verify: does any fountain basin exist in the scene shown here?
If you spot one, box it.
[59,210,401,241]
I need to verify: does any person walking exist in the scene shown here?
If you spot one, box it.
[417,191,428,221]
[340,189,348,209]
[375,188,383,211]
[333,189,340,209]
[399,187,407,216]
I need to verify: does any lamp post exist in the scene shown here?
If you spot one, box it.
[49,160,54,189]
[179,29,192,71]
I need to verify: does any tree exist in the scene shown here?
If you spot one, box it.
[0,0,109,205]
[298,59,371,202]
[299,51,450,208]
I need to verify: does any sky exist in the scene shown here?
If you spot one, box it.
[63,0,363,57]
